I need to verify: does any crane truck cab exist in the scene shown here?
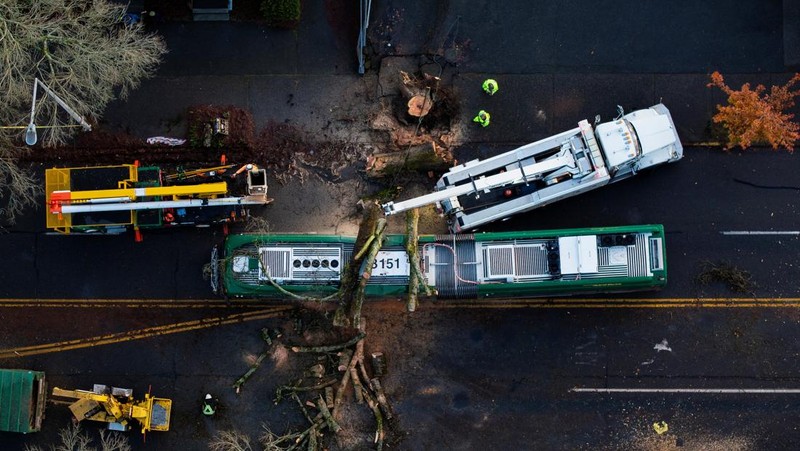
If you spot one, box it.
[595,103,683,179]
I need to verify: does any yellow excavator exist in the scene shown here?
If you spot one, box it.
[51,384,171,434]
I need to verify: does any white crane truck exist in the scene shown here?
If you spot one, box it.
[382,104,683,232]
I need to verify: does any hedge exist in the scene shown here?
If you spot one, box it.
[261,0,301,28]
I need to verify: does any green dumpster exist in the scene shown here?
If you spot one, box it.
[0,369,46,433]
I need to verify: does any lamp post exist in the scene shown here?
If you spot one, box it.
[25,78,92,146]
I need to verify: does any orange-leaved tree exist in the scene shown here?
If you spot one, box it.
[707,72,800,151]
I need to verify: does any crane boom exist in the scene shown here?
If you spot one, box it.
[383,144,577,216]
[45,163,272,235]
[59,196,267,214]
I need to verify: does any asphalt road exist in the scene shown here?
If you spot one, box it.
[1,304,799,450]
[1,146,800,450]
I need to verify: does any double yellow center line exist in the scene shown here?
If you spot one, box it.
[0,306,292,359]
[1,297,796,359]
[0,298,274,309]
[428,297,800,309]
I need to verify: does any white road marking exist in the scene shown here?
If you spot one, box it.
[721,231,800,236]
[571,388,800,394]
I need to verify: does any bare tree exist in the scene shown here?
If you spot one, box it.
[0,0,167,222]
[208,430,255,451]
[0,153,39,223]
[24,423,94,451]
[97,430,132,451]
[0,0,167,145]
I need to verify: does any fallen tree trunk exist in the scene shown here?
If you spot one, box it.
[406,209,420,312]
[334,202,381,328]
[350,218,387,329]
[365,142,450,178]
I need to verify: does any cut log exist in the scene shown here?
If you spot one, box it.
[232,328,276,393]
[370,377,393,420]
[324,386,334,409]
[355,319,366,363]
[316,395,342,433]
[333,337,363,418]
[362,388,385,451]
[407,94,433,117]
[307,424,318,451]
[289,331,366,353]
[232,352,268,393]
[351,367,364,404]
[365,142,450,178]
[371,352,387,378]
[307,363,325,379]
[357,359,371,390]
[275,378,338,403]
[355,321,371,383]
[337,349,353,372]
[332,362,352,418]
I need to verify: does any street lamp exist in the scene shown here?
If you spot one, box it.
[25,78,92,146]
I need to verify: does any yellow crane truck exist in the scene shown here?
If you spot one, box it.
[45,162,271,239]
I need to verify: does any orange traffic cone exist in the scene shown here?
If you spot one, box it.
[134,227,143,242]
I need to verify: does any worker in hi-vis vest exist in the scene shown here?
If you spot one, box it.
[202,394,218,416]
[482,79,498,95]
[473,110,491,127]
